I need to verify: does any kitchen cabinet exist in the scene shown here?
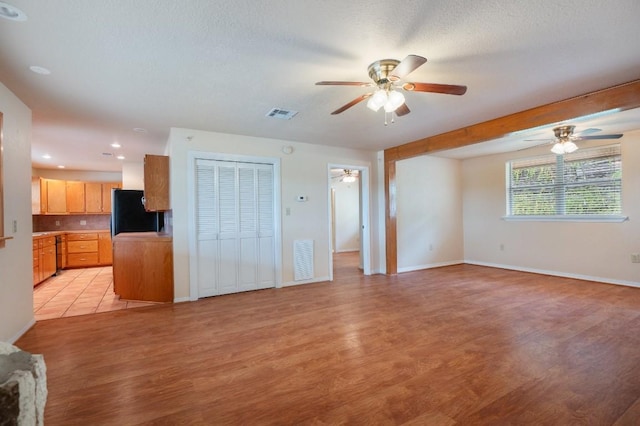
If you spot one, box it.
[56,233,66,270]
[85,182,103,213]
[32,239,40,286]
[66,181,86,213]
[143,154,170,211]
[66,232,99,267]
[32,178,121,214]
[33,235,56,286]
[98,232,112,265]
[45,179,67,214]
[102,182,121,213]
[113,232,173,302]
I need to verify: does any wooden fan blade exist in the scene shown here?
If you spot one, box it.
[403,82,467,95]
[316,81,372,87]
[330,93,372,115]
[395,103,411,117]
[575,134,623,140]
[389,55,427,81]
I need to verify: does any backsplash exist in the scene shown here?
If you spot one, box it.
[33,214,111,232]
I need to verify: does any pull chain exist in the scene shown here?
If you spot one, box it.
[383,111,395,126]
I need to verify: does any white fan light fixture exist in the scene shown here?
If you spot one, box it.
[366,89,405,113]
[551,140,578,155]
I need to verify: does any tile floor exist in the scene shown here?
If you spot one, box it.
[33,267,159,321]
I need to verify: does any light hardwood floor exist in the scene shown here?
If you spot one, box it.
[17,255,640,424]
[33,267,159,320]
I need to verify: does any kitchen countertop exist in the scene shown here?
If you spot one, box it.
[112,231,172,242]
[32,229,110,238]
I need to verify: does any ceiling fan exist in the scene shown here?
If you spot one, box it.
[332,169,359,183]
[316,55,467,121]
[525,125,623,154]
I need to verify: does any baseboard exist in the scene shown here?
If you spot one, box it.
[8,318,36,344]
[282,276,331,287]
[465,260,640,289]
[398,260,464,273]
[173,297,191,303]
[336,249,359,253]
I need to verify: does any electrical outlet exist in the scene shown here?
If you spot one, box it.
[632,253,640,263]
[80,220,87,226]
[55,220,60,226]
[429,244,433,251]
[500,243,505,251]
[12,220,17,233]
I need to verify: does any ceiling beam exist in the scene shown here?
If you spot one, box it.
[385,79,640,162]
[383,79,640,275]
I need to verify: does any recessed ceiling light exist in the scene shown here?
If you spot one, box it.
[57,165,65,169]
[29,65,51,75]
[42,154,51,159]
[117,155,125,160]
[111,142,121,148]
[133,128,147,133]
[0,2,27,21]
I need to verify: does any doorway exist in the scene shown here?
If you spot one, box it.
[328,165,371,280]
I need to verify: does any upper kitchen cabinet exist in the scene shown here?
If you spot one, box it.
[143,154,170,211]
[102,182,122,213]
[85,182,103,213]
[32,178,122,214]
[41,178,66,214]
[66,181,86,213]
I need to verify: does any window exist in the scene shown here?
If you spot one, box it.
[506,144,625,221]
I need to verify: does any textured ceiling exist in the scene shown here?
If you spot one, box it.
[1,0,639,171]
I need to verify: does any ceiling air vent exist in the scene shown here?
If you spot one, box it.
[266,108,298,120]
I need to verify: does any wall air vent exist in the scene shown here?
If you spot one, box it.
[266,108,298,120]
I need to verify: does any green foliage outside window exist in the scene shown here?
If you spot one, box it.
[507,145,621,216]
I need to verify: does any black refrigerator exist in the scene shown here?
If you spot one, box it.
[111,189,164,237]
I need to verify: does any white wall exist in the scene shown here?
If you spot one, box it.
[332,179,360,252]
[167,128,381,300]
[0,82,34,342]
[396,155,464,272]
[462,132,640,286]
[121,162,144,189]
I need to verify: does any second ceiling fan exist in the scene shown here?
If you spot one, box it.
[316,54,467,117]
[526,125,623,154]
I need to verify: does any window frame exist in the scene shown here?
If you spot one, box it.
[503,144,628,223]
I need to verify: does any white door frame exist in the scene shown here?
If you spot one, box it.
[327,164,371,279]
[187,151,282,300]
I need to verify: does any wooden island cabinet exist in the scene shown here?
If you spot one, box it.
[113,232,173,302]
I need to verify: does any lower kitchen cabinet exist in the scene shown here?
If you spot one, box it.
[67,233,99,267]
[32,240,40,286]
[66,232,113,268]
[33,235,57,286]
[32,231,112,281]
[98,232,112,265]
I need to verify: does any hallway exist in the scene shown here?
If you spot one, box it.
[333,251,363,279]
[33,267,158,320]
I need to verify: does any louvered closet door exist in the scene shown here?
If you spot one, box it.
[195,159,275,297]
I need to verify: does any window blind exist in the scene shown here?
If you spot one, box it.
[507,144,622,216]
